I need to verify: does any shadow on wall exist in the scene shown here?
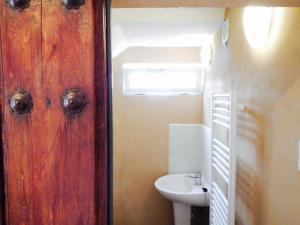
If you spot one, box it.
[235,102,266,225]
[237,103,266,158]
[236,161,263,225]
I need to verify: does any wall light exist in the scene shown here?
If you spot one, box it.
[243,7,274,49]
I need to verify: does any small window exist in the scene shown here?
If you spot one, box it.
[123,63,204,96]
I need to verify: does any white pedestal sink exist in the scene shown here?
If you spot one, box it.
[154,173,210,225]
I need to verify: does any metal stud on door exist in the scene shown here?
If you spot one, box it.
[62,0,85,9]
[61,89,87,117]
[6,0,30,11]
[9,90,33,115]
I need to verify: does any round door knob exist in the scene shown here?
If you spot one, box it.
[9,90,33,115]
[6,0,30,11]
[62,0,84,10]
[62,89,87,116]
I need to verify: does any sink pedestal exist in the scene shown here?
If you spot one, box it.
[173,202,191,225]
[155,174,210,225]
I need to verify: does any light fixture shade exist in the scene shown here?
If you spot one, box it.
[222,19,230,45]
[243,7,273,49]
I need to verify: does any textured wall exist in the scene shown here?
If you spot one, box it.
[112,0,300,8]
[203,7,300,225]
[113,47,202,225]
[264,76,300,225]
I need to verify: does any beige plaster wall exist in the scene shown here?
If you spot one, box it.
[203,7,300,225]
[264,76,300,225]
[112,0,300,8]
[113,47,202,225]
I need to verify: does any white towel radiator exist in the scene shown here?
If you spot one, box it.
[210,93,236,225]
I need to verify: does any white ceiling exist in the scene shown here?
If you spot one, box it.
[111,8,225,58]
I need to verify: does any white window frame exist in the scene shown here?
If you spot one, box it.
[122,63,204,96]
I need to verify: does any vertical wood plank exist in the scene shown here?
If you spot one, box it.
[94,0,108,224]
[0,0,43,224]
[41,0,101,223]
[0,9,6,225]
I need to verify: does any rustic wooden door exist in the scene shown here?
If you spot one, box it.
[0,0,108,224]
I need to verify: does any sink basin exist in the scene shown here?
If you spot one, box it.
[154,173,210,206]
[154,173,210,225]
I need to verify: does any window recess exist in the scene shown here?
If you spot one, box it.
[123,63,204,96]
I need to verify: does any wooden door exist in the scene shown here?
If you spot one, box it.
[0,0,108,224]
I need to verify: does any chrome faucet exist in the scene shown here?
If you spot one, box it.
[185,173,202,185]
